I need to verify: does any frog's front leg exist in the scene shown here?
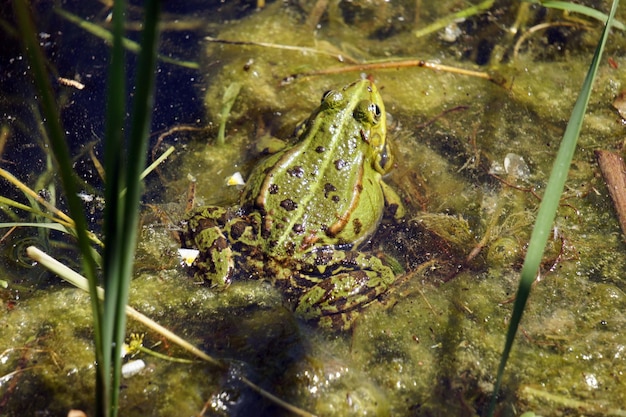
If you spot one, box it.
[380,180,405,219]
[294,251,397,330]
[182,206,239,289]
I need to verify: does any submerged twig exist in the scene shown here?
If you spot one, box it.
[305,0,329,29]
[513,21,588,60]
[205,36,358,64]
[153,126,203,161]
[282,59,498,85]
[595,150,626,239]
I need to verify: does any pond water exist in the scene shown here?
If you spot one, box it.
[1,1,626,416]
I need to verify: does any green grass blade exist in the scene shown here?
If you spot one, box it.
[100,1,127,414]
[217,82,242,146]
[487,0,619,415]
[525,0,625,31]
[119,146,174,198]
[11,0,105,414]
[108,0,161,414]
[0,196,72,227]
[54,8,199,69]
[414,0,495,38]
[0,222,69,232]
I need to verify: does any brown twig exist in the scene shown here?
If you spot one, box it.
[595,150,626,239]
[205,36,357,64]
[513,21,588,60]
[282,60,499,85]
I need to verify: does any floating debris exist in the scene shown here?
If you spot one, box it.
[58,77,85,90]
[178,248,199,266]
[225,171,245,187]
[504,153,530,180]
[121,359,146,378]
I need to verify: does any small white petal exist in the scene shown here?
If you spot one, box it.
[122,359,146,378]
[225,172,245,186]
[178,248,200,266]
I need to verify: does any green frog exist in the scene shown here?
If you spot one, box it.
[182,79,404,330]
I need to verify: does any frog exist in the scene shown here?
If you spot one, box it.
[181,79,404,330]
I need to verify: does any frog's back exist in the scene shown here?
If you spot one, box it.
[241,80,388,257]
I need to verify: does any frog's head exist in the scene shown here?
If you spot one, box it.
[302,79,393,176]
[343,80,393,175]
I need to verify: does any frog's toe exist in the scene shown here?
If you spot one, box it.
[317,311,361,332]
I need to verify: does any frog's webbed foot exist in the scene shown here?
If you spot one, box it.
[294,251,397,330]
[182,206,238,289]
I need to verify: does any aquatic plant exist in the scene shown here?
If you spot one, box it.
[13,0,160,415]
[488,0,620,415]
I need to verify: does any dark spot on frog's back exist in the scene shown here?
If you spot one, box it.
[195,216,218,231]
[342,251,359,266]
[334,159,347,170]
[292,223,304,234]
[352,218,362,235]
[268,184,279,194]
[229,219,247,240]
[196,207,229,228]
[287,166,305,178]
[215,235,229,251]
[315,146,325,153]
[315,249,333,265]
[285,241,296,256]
[280,199,298,211]
[324,183,337,198]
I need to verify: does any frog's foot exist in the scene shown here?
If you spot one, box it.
[294,252,397,330]
[183,207,237,289]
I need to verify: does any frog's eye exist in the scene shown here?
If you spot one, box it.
[369,103,381,121]
[354,100,381,124]
[321,90,343,108]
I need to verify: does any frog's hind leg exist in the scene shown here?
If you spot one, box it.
[294,251,397,330]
